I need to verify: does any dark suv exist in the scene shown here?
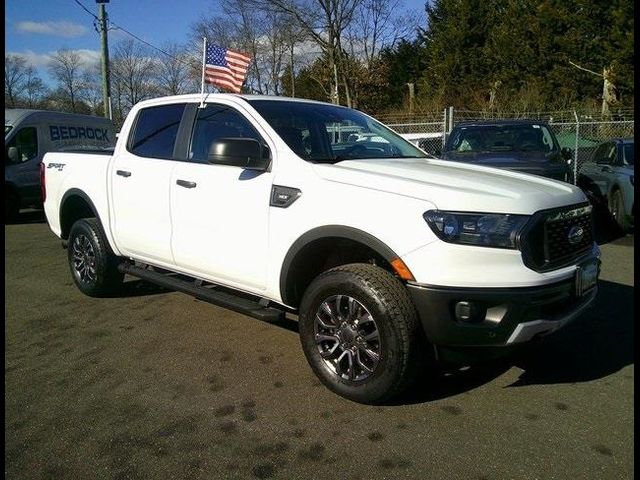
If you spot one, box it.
[435,120,573,182]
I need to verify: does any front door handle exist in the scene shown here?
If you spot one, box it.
[116,170,131,177]
[176,179,197,188]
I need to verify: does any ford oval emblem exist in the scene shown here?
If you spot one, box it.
[568,226,584,245]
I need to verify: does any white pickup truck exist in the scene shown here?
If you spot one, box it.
[42,94,600,404]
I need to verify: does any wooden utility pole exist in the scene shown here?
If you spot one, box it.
[407,83,415,113]
[489,80,501,110]
[289,42,295,98]
[601,67,617,118]
[569,60,617,118]
[97,0,112,119]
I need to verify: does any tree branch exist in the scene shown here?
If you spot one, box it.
[568,60,603,78]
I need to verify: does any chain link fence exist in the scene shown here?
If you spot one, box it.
[378,111,448,157]
[378,108,634,185]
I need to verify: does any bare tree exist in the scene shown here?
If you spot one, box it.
[248,0,362,106]
[48,49,90,112]
[191,10,262,90]
[347,0,416,69]
[81,64,105,115]
[110,39,159,120]
[24,66,49,108]
[155,43,197,95]
[191,0,301,95]
[5,54,29,107]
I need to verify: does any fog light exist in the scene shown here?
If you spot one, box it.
[454,301,485,323]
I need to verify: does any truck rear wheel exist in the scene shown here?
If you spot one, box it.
[67,218,124,297]
[298,263,424,404]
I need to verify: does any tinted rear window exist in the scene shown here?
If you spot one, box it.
[128,103,186,159]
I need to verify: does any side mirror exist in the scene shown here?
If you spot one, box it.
[561,147,572,161]
[7,146,19,163]
[208,138,270,171]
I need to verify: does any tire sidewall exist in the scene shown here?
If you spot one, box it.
[299,270,410,404]
[67,219,116,296]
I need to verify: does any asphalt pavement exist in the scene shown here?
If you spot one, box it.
[4,211,634,479]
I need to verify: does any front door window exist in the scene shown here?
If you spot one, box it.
[6,127,38,164]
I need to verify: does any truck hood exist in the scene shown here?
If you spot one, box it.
[313,157,586,215]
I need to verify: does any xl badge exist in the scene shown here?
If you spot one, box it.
[567,225,584,245]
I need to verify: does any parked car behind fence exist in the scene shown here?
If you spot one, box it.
[383,108,634,188]
[578,138,634,231]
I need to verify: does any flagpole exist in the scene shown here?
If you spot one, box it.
[199,37,207,108]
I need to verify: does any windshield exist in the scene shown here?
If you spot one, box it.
[5,125,13,136]
[447,124,556,154]
[248,100,426,163]
[623,143,634,166]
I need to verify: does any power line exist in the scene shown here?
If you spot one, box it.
[73,0,98,20]
[72,0,198,69]
[108,23,198,69]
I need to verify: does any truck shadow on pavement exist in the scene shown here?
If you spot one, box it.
[106,278,170,298]
[592,202,628,245]
[395,279,634,405]
[508,279,634,386]
[6,208,47,225]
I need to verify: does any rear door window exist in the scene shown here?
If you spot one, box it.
[128,103,186,159]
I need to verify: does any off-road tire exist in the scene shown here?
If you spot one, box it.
[67,218,124,297]
[298,263,426,404]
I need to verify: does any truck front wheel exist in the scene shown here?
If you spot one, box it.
[67,218,124,297]
[298,263,425,404]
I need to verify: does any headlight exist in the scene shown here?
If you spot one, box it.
[423,210,530,249]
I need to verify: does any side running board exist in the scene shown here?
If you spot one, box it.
[118,263,285,323]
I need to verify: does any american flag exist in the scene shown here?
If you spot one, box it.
[204,44,251,94]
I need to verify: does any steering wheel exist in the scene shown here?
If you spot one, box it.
[344,144,369,157]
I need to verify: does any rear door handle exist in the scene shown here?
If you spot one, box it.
[176,179,197,188]
[116,170,131,177]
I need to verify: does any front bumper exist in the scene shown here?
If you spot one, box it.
[407,274,598,349]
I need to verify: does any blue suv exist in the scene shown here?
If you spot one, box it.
[438,120,573,183]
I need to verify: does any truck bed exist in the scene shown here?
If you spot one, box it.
[42,151,113,239]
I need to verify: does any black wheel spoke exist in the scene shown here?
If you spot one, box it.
[71,233,97,285]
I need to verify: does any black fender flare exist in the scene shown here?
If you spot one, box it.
[279,225,401,306]
[59,188,103,239]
